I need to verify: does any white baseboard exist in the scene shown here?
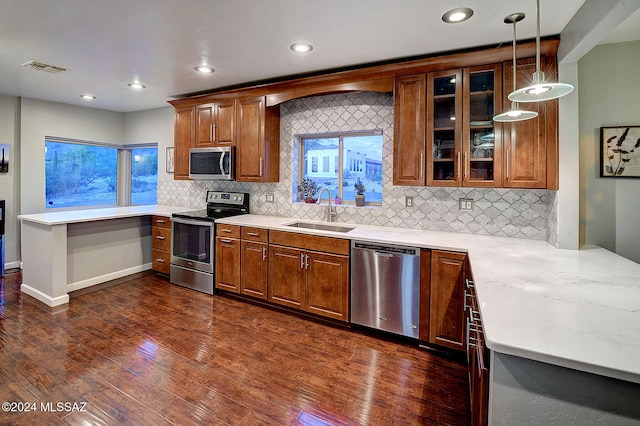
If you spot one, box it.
[3,260,22,271]
[66,263,152,292]
[21,284,70,307]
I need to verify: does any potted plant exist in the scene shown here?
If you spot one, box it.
[298,178,319,203]
[354,177,365,206]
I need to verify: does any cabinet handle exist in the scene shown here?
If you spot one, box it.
[305,254,309,269]
[155,258,165,263]
[262,246,267,261]
[221,239,232,243]
[463,152,468,178]
[300,253,304,269]
[259,157,263,177]
[212,123,216,142]
[155,235,165,240]
[506,150,509,180]
[419,155,423,179]
[457,152,461,178]
[246,232,259,236]
[155,219,166,224]
[221,228,232,233]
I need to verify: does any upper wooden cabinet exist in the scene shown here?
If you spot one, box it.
[195,99,236,148]
[393,74,426,185]
[236,96,280,182]
[173,106,194,180]
[502,57,558,189]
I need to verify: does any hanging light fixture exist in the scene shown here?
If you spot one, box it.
[494,12,538,122]
[508,0,574,102]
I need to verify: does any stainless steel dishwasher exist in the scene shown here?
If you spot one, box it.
[350,241,420,339]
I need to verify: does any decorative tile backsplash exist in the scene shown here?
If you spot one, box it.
[159,91,558,244]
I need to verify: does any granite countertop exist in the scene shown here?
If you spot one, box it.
[217,214,640,385]
[17,205,194,225]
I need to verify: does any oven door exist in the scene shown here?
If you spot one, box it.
[170,217,215,273]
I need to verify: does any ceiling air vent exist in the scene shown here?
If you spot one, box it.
[21,60,67,74]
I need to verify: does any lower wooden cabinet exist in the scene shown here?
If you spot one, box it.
[466,278,489,425]
[268,230,350,322]
[241,240,268,299]
[215,224,241,293]
[420,250,468,352]
[151,215,171,274]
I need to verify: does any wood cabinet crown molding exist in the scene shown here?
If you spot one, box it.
[167,39,559,108]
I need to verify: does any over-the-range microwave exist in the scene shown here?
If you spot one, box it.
[189,147,234,180]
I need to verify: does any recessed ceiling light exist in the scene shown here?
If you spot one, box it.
[290,43,313,53]
[195,65,214,73]
[442,7,474,23]
[128,83,146,89]
[80,94,96,100]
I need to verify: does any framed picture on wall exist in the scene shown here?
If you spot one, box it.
[600,126,640,177]
[166,147,174,173]
[0,144,9,173]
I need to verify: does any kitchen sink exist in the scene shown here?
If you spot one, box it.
[286,222,355,233]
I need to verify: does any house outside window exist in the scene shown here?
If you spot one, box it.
[298,131,383,205]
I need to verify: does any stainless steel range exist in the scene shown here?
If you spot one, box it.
[170,191,249,294]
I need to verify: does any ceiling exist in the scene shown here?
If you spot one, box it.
[0,0,635,113]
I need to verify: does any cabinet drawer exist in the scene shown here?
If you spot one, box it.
[152,215,171,229]
[269,230,349,255]
[241,226,268,242]
[217,224,241,238]
[152,249,170,274]
[152,227,171,251]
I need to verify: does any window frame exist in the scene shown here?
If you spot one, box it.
[297,130,383,206]
[45,136,158,210]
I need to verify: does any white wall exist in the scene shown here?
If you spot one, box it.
[0,95,20,267]
[19,98,124,214]
[578,40,640,263]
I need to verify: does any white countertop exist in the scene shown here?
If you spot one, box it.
[18,204,194,225]
[217,214,640,385]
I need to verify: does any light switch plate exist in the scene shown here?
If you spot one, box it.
[459,198,474,210]
[266,193,274,203]
[405,196,414,208]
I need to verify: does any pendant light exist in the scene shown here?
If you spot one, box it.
[508,0,574,102]
[493,12,539,122]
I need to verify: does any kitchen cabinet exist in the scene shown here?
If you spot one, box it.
[195,99,236,147]
[236,96,280,182]
[466,278,489,426]
[429,250,467,352]
[215,224,241,293]
[240,226,268,299]
[393,74,426,185]
[502,56,558,189]
[151,215,171,274]
[268,230,350,322]
[173,106,194,180]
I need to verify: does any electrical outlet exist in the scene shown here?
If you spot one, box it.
[459,198,474,211]
[405,196,414,208]
[266,193,274,203]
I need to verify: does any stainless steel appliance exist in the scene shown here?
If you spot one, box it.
[350,241,420,338]
[189,147,234,180]
[170,191,248,294]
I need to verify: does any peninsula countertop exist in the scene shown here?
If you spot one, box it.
[216,214,640,385]
[17,204,194,225]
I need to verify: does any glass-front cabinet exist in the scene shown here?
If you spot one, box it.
[463,64,502,187]
[426,64,502,187]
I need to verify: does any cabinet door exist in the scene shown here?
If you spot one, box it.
[393,74,426,185]
[214,99,236,146]
[502,57,557,189]
[305,251,349,322]
[427,70,463,186]
[195,103,215,147]
[241,240,268,299]
[236,96,280,182]
[429,250,466,351]
[463,64,503,187]
[268,244,305,309]
[419,248,432,341]
[173,106,194,180]
[215,236,240,293]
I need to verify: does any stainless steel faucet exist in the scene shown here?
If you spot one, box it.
[316,188,338,222]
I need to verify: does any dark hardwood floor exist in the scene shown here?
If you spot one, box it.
[0,270,470,425]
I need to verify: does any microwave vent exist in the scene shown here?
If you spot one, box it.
[21,60,67,74]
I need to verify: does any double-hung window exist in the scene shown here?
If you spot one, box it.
[45,137,158,209]
[298,131,383,205]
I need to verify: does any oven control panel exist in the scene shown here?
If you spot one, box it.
[206,191,247,206]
